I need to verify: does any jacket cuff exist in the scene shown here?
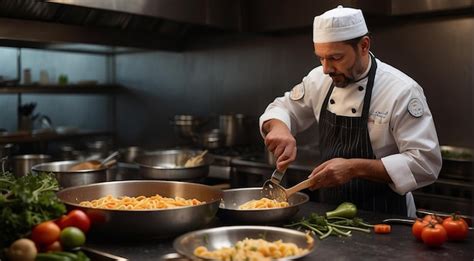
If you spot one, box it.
[259,108,292,138]
[381,154,418,195]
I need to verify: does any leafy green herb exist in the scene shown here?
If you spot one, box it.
[0,172,66,248]
[285,212,373,240]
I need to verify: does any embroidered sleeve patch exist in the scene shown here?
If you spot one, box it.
[290,83,305,101]
[407,98,424,118]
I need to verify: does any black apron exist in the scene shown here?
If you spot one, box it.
[318,54,407,216]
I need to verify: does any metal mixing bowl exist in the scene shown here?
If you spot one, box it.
[57,180,223,239]
[32,160,107,188]
[172,226,315,260]
[135,149,210,180]
[218,187,309,225]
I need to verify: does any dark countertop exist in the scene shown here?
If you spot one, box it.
[84,201,474,260]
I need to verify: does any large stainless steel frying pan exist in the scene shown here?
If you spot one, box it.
[56,180,222,239]
[170,226,315,260]
[218,188,309,225]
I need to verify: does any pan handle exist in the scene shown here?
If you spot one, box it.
[160,253,193,261]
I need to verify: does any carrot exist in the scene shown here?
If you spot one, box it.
[374,224,391,234]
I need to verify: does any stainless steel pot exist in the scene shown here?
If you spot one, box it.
[56,180,223,239]
[13,154,52,177]
[218,187,309,225]
[135,149,210,180]
[170,115,205,141]
[169,226,315,260]
[32,160,107,188]
[218,114,249,147]
[194,129,224,149]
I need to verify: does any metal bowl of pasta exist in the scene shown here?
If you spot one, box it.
[56,180,222,239]
[170,226,315,260]
[218,187,309,225]
[135,149,211,181]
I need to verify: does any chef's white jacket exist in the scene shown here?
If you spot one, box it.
[259,56,442,216]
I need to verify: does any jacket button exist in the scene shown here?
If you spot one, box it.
[358,86,364,91]
[330,99,335,104]
[351,108,356,113]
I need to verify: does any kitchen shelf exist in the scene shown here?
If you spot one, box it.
[0,84,122,94]
[0,130,114,144]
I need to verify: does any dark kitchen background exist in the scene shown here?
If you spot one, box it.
[0,1,473,215]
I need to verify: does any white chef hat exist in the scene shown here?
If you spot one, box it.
[313,5,368,43]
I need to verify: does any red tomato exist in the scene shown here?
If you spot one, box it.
[374,224,391,234]
[423,214,443,224]
[412,219,428,241]
[57,209,91,233]
[442,216,468,241]
[45,241,62,252]
[31,221,61,246]
[421,223,447,247]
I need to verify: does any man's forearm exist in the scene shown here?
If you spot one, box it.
[262,119,287,136]
[349,158,393,183]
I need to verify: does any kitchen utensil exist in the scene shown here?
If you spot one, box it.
[263,177,317,202]
[184,150,208,167]
[262,168,286,200]
[135,149,210,180]
[56,180,222,239]
[170,115,205,141]
[170,226,314,260]
[218,187,309,225]
[32,160,107,188]
[12,154,52,177]
[194,128,224,149]
[80,247,128,261]
[69,151,119,171]
[382,218,474,230]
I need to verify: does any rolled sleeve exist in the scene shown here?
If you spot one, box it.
[381,154,418,195]
[259,107,292,138]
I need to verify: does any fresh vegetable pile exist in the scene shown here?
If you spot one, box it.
[1,172,92,260]
[286,202,390,239]
[0,172,66,248]
[412,213,469,247]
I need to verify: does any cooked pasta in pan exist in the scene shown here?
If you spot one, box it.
[238,197,289,210]
[194,236,312,261]
[79,194,204,210]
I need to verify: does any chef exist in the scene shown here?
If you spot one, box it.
[259,6,442,217]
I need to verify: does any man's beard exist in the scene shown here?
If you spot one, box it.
[330,55,365,88]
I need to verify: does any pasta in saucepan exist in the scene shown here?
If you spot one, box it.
[194,236,313,261]
[238,197,289,210]
[79,194,204,210]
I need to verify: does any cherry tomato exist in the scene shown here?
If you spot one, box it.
[442,215,468,241]
[422,214,443,224]
[31,221,61,246]
[412,219,428,241]
[57,209,91,233]
[421,223,447,247]
[44,241,62,252]
[374,224,391,234]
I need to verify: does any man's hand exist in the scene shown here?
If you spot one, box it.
[307,158,392,190]
[263,119,297,171]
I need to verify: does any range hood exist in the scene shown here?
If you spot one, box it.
[0,0,471,53]
[0,0,243,53]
